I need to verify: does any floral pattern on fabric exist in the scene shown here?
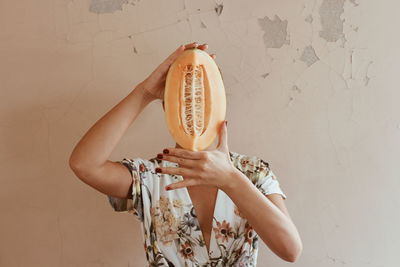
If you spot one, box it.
[107,151,287,266]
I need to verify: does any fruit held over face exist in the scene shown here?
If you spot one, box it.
[164,48,226,151]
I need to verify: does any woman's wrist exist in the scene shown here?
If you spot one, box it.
[221,168,250,194]
[134,82,158,103]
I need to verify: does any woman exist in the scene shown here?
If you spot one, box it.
[69,42,302,266]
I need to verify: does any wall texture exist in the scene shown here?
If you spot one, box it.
[1,0,398,266]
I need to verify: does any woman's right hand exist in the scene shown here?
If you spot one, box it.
[139,42,216,101]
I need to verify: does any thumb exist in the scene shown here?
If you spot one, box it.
[217,120,229,152]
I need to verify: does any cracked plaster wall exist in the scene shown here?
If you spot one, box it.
[0,0,399,266]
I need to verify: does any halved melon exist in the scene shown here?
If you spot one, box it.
[164,48,226,151]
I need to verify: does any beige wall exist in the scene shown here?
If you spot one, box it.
[1,0,398,266]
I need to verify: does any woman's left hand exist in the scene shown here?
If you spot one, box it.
[155,120,238,191]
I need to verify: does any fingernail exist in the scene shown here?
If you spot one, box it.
[157,154,163,159]
[155,168,161,173]
[163,149,169,154]
[165,186,171,191]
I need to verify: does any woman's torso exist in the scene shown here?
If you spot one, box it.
[107,151,287,266]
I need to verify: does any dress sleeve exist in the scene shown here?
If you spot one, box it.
[256,168,287,200]
[229,151,288,200]
[106,158,145,221]
[253,157,287,200]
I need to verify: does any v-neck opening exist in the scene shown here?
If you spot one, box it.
[185,185,221,259]
[168,152,236,262]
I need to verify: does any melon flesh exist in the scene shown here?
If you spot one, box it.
[164,48,226,151]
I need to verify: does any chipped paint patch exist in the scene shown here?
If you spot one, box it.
[258,15,289,48]
[349,0,359,7]
[215,4,223,16]
[89,0,128,14]
[300,45,320,66]
[319,0,345,42]
[261,73,270,79]
[291,85,302,93]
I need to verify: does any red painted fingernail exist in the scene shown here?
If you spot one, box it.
[157,154,163,159]
[163,149,169,154]
[165,186,171,191]
[155,168,161,173]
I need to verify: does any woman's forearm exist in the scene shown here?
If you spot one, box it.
[69,82,155,170]
[222,169,302,262]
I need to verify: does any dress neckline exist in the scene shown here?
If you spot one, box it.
[164,151,237,263]
[184,184,221,259]
[169,159,223,262]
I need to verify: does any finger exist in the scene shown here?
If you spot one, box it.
[166,178,200,191]
[155,166,192,176]
[162,147,206,160]
[197,43,208,50]
[210,54,216,59]
[157,153,196,167]
[217,120,229,152]
[184,42,199,49]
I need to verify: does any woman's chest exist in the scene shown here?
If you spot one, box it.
[187,187,219,247]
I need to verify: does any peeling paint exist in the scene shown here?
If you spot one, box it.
[258,15,289,48]
[215,4,223,16]
[349,0,359,7]
[89,0,128,14]
[319,0,345,42]
[291,85,302,93]
[261,73,270,79]
[288,85,302,106]
[327,255,346,265]
[300,45,320,66]
[305,15,313,23]
[343,49,374,88]
[288,96,294,106]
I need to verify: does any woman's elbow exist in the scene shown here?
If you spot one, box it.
[283,241,303,263]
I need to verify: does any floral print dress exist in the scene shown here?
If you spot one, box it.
[107,151,287,267]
